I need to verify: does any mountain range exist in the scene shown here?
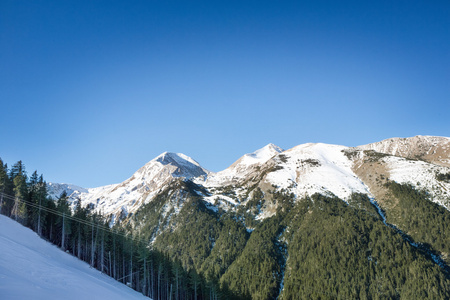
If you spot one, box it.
[48,135,450,222]
[47,135,450,299]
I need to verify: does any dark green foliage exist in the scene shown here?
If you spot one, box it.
[280,193,450,299]
[363,150,390,162]
[348,193,382,218]
[154,197,221,272]
[278,154,288,163]
[342,149,359,160]
[0,160,216,300]
[4,158,450,299]
[220,214,286,300]
[200,216,249,281]
[436,172,450,182]
[384,181,450,265]
[244,187,265,215]
[300,158,321,167]
[129,181,450,299]
[0,158,13,216]
[10,161,29,224]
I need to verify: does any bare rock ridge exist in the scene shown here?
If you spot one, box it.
[358,135,450,167]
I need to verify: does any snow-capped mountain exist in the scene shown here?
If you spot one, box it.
[48,136,450,223]
[50,152,208,218]
[47,182,88,200]
[41,135,450,299]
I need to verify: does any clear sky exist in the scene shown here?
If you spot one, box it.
[1,1,449,187]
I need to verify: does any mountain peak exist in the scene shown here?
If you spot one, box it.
[241,143,284,165]
[155,152,203,169]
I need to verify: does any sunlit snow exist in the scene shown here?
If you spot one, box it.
[0,215,150,300]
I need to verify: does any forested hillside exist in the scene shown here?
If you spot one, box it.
[0,159,221,299]
[2,138,450,300]
[128,180,450,299]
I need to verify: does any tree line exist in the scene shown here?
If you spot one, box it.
[0,159,223,300]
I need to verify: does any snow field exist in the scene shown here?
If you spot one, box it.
[0,215,150,300]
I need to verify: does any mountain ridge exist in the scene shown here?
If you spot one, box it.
[357,135,450,167]
[15,135,450,299]
[48,136,450,223]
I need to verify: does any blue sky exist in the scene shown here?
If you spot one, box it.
[1,1,449,187]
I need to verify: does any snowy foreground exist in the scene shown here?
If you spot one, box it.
[0,215,150,300]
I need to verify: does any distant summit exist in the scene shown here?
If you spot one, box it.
[154,152,208,178]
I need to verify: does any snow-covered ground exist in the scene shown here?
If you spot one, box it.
[266,143,371,201]
[0,215,150,300]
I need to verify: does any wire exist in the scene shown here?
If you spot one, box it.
[0,192,286,282]
[0,192,149,245]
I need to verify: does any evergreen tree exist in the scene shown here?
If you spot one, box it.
[0,158,12,215]
[56,191,72,250]
[10,161,28,224]
[28,171,48,234]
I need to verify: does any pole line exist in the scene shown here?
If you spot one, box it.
[0,192,285,282]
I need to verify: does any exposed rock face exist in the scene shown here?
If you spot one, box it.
[358,135,450,167]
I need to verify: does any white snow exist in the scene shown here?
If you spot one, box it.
[0,215,149,300]
[266,143,371,201]
[48,152,208,222]
[47,183,89,201]
[47,138,450,224]
[156,152,204,171]
[201,143,284,186]
[238,143,284,167]
[383,156,450,208]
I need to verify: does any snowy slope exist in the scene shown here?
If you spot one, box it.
[47,183,88,200]
[49,152,208,217]
[201,143,284,186]
[195,144,284,207]
[265,143,371,201]
[382,155,450,207]
[0,215,149,300]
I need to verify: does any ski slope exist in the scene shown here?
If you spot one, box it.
[0,215,150,300]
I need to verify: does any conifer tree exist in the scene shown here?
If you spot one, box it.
[10,161,28,224]
[0,158,10,215]
[56,191,71,250]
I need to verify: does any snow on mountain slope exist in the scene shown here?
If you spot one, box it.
[49,152,208,218]
[202,143,284,186]
[265,143,372,201]
[193,144,285,207]
[383,155,450,208]
[47,137,450,222]
[0,215,149,300]
[235,143,284,167]
[47,183,89,200]
[358,135,450,167]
